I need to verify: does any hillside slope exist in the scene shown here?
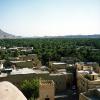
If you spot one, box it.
[0,29,16,39]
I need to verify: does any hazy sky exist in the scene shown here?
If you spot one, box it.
[0,0,100,37]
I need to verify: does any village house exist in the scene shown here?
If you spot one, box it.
[76,62,100,93]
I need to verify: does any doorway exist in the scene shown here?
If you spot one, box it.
[45,98,50,100]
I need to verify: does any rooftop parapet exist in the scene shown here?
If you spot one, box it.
[40,80,55,87]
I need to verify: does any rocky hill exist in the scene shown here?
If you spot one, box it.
[0,29,16,39]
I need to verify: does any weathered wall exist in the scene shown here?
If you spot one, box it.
[39,80,55,100]
[0,72,73,92]
[77,72,100,93]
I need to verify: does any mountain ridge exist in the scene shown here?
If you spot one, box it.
[0,29,22,39]
[0,29,100,39]
[42,34,100,38]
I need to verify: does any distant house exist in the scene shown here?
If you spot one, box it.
[76,64,100,93]
[8,54,42,68]
[10,61,33,68]
[0,46,6,50]
[49,61,66,69]
[8,47,18,52]
[61,57,78,64]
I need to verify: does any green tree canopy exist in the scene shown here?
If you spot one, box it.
[20,79,39,99]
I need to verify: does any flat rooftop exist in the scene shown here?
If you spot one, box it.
[78,70,90,74]
[11,68,35,75]
[78,70,98,75]
[0,73,7,77]
[53,62,66,65]
[10,61,26,63]
[34,70,49,74]
[0,68,49,76]
[11,68,49,75]
[50,72,71,76]
[0,68,71,77]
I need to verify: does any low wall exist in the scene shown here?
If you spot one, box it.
[0,72,73,92]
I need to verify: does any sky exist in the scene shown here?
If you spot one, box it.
[0,0,100,37]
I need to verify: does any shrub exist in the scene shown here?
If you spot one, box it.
[20,79,39,99]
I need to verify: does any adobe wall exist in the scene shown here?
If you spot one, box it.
[77,72,100,93]
[36,73,72,92]
[0,73,36,88]
[39,80,55,100]
[0,72,73,92]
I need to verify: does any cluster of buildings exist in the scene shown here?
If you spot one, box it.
[0,51,73,100]
[0,46,6,50]
[0,66,72,93]
[0,46,33,52]
[0,46,100,100]
[76,62,100,100]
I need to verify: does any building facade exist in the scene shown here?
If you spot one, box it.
[39,80,55,100]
